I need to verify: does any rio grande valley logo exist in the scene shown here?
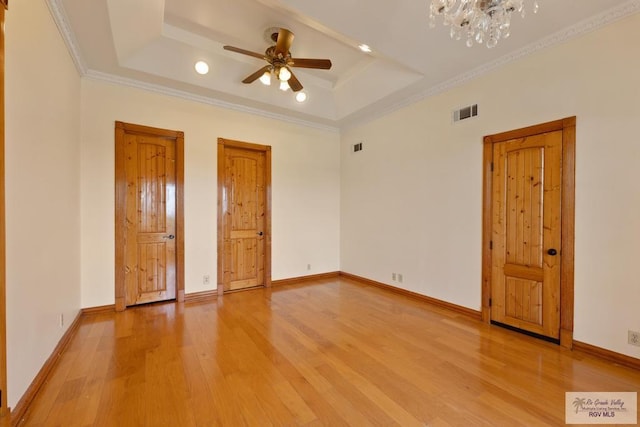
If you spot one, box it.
[566,392,637,424]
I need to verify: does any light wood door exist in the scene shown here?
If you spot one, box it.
[115,122,185,310]
[125,133,176,305]
[218,139,271,292]
[491,130,562,339]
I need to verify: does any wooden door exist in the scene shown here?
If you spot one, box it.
[115,122,185,310]
[483,118,576,347]
[218,138,271,293]
[491,131,562,339]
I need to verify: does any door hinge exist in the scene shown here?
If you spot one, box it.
[489,298,492,307]
[490,162,494,172]
[489,240,493,250]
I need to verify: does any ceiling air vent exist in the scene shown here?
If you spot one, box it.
[353,142,363,153]
[453,104,478,123]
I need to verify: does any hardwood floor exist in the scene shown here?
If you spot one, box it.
[13,277,640,426]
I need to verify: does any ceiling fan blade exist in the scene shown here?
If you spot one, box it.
[242,65,271,84]
[288,71,303,92]
[289,58,332,69]
[274,28,294,57]
[223,45,266,60]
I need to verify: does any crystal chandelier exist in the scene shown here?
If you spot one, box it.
[428,0,539,48]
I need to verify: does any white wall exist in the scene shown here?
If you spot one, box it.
[80,80,341,308]
[5,0,82,408]
[341,14,640,359]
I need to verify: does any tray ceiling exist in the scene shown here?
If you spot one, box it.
[53,0,639,129]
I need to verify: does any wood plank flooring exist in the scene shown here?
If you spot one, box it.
[12,277,640,426]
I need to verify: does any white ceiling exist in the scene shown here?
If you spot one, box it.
[52,0,639,130]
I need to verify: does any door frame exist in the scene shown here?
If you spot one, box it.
[0,0,8,416]
[114,121,185,311]
[481,117,576,348]
[217,138,272,295]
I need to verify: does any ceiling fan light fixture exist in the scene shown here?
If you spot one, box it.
[278,66,292,82]
[295,91,307,103]
[194,60,209,75]
[358,44,372,53]
[259,70,272,86]
[224,28,331,95]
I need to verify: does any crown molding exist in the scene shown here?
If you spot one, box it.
[84,70,339,133]
[342,0,640,130]
[45,0,87,75]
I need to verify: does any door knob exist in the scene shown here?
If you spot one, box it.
[257,231,263,236]
[547,248,557,256]
[164,235,175,240]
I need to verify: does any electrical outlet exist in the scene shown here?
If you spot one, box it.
[307,264,311,271]
[398,274,403,283]
[629,330,640,347]
[203,275,210,285]
[392,273,396,281]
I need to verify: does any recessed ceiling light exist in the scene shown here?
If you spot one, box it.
[295,92,307,103]
[358,44,372,53]
[194,61,209,75]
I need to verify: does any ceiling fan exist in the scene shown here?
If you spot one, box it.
[223,28,332,92]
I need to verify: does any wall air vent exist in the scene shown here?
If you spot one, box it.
[353,142,363,153]
[453,104,478,123]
